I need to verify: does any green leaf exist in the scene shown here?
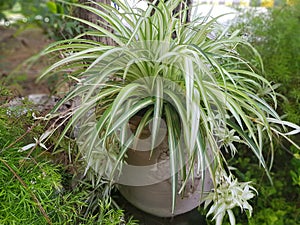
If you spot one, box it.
[46,1,57,14]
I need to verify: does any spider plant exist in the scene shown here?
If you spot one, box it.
[39,0,300,224]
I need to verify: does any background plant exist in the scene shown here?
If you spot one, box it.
[223,4,300,224]
[0,0,84,40]
[232,0,300,125]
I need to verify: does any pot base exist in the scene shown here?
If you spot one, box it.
[118,172,213,217]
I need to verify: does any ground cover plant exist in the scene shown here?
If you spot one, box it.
[0,85,138,224]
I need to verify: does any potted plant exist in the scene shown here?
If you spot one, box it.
[39,0,300,224]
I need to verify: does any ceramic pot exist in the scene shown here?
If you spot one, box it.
[117,116,213,217]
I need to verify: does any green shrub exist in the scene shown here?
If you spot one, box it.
[233,1,300,125]
[229,10,300,224]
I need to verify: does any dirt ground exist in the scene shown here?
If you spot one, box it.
[0,25,52,96]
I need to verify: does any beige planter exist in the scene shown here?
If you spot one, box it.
[118,170,212,217]
[117,117,213,217]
